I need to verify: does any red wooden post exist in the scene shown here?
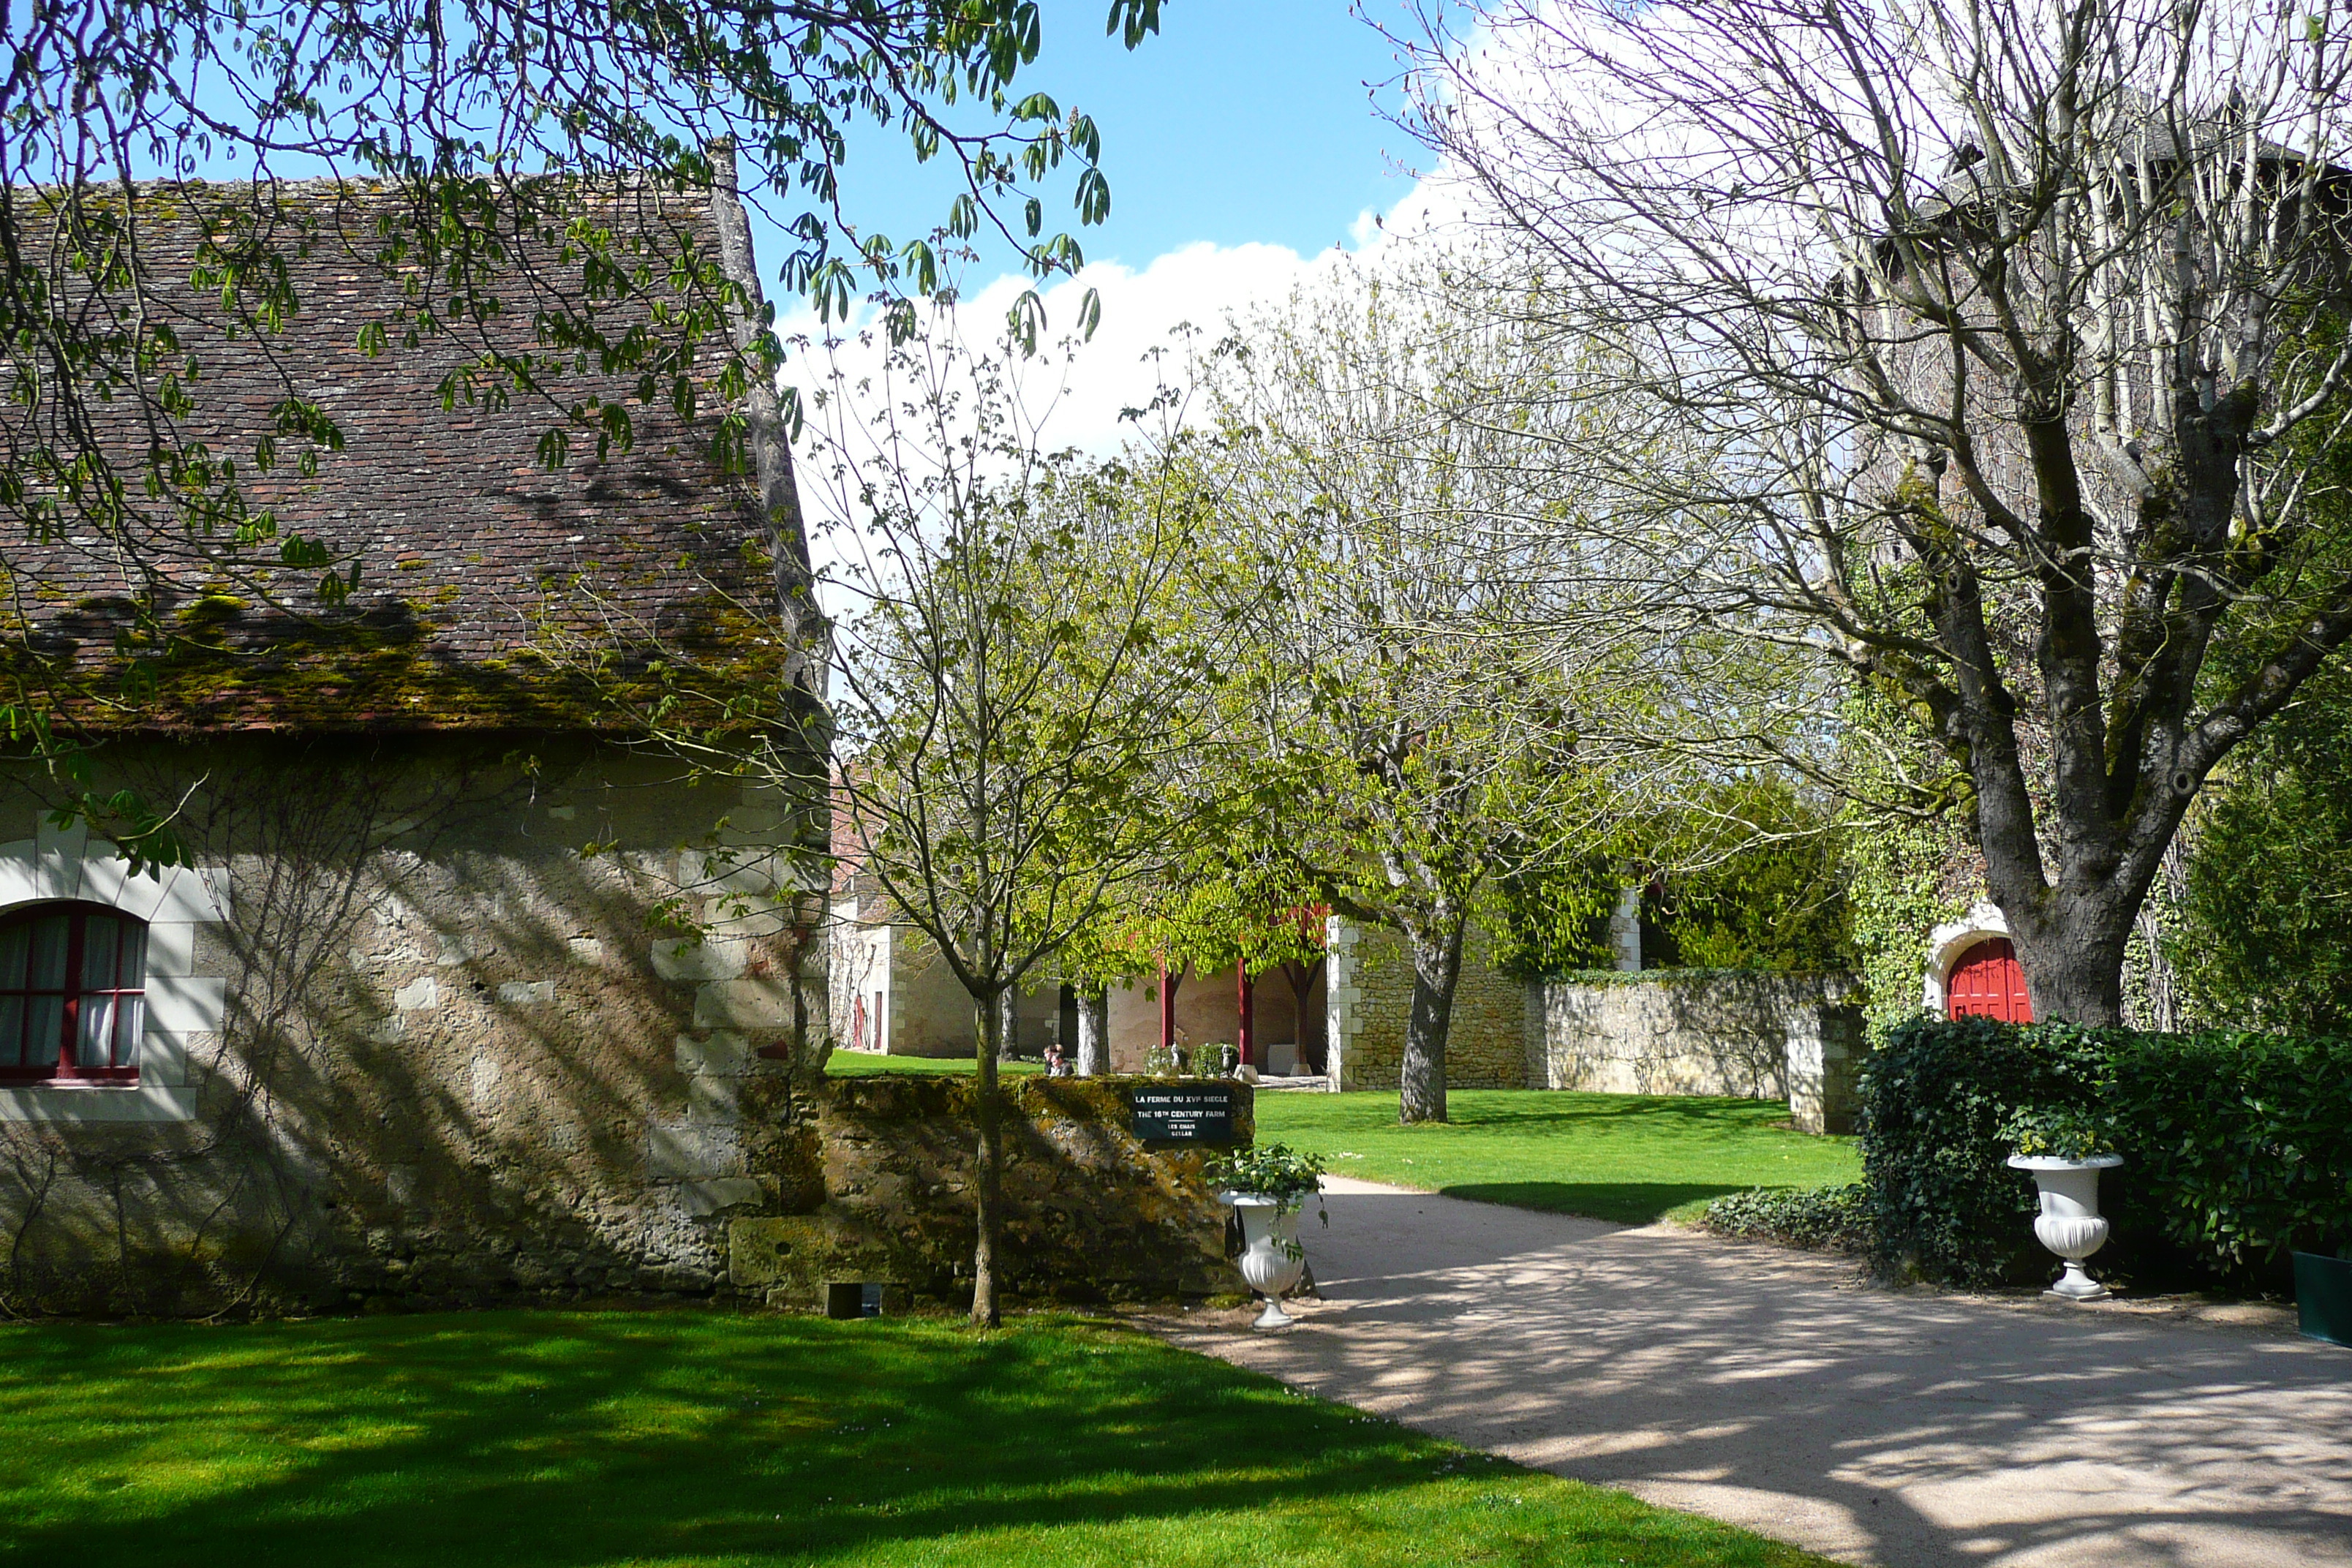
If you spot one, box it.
[1159,962,1177,1058]
[1237,962,1255,1068]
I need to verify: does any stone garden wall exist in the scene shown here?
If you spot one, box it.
[1326,920,1529,1091]
[727,1075,1247,1308]
[1529,970,1866,1133]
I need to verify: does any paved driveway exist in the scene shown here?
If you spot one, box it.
[1153,1177,2352,1568]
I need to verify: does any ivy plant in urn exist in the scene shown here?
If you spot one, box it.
[1206,1142,1327,1328]
[2004,1107,2124,1300]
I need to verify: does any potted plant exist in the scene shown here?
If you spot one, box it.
[2002,1106,2123,1300]
[1205,1142,1327,1329]
[2293,1245,2352,1349]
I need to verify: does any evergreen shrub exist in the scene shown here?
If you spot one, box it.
[1860,1018,2352,1292]
[1702,1183,1872,1254]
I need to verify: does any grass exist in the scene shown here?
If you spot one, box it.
[0,1310,1828,1568]
[826,1051,1043,1077]
[1256,1089,1861,1226]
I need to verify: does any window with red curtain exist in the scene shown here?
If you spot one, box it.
[0,903,148,1084]
[1945,937,2032,1024]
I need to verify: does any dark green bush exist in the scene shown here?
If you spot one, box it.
[2103,1030,2352,1273]
[2171,659,2352,1034]
[1858,1017,2352,1291]
[1858,1017,2103,1287]
[1703,1183,1872,1254]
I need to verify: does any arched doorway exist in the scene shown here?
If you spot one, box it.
[1945,938,2032,1022]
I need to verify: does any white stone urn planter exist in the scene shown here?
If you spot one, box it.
[2007,1153,2123,1300]
[1221,1192,1306,1328]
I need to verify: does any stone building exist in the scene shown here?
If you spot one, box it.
[831,891,1865,1131]
[0,164,837,1316]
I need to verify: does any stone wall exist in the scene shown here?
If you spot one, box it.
[1326,919,1529,1091]
[727,1075,1246,1308]
[0,734,829,1316]
[1529,971,1866,1132]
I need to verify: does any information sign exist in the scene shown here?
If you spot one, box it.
[1129,1084,1237,1144]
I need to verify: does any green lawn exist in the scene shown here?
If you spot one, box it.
[826,1051,1042,1077]
[0,1311,1826,1568]
[1256,1089,1861,1226]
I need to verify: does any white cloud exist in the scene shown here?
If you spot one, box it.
[770,170,1471,463]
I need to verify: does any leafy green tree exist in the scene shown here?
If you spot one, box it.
[1643,781,1854,972]
[2171,662,2352,1034]
[1,0,1165,859]
[1485,778,1852,977]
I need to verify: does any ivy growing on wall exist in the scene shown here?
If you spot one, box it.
[1833,693,1984,1039]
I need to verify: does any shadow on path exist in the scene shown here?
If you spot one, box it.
[1157,1180,2352,1568]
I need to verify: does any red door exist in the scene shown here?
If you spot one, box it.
[1946,938,2032,1022]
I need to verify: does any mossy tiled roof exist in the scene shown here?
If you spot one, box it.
[1,176,782,732]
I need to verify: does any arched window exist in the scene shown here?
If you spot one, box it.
[0,903,147,1084]
[1945,937,2032,1024]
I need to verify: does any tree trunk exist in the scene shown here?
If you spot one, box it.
[1074,987,1109,1076]
[2008,897,2136,1027]
[997,987,1019,1061]
[972,989,1004,1328]
[1281,957,1327,1072]
[1398,915,1466,1125]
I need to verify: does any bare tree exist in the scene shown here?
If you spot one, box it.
[813,322,1219,1324]
[1390,0,2352,1023]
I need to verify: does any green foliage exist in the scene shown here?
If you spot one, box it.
[1485,848,1619,978]
[1071,855,1327,990]
[1833,696,1983,1037]
[1205,1140,1330,1208]
[1702,1184,1873,1254]
[0,1311,1825,1568]
[2000,1104,2117,1161]
[1646,796,1854,973]
[2171,660,2352,1033]
[1485,777,1853,979]
[1859,1018,2352,1289]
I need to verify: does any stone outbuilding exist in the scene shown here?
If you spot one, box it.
[0,165,835,1315]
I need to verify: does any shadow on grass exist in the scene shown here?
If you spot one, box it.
[1441,1182,1752,1226]
[0,1311,1814,1568]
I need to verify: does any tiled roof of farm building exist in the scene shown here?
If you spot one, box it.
[0,173,785,732]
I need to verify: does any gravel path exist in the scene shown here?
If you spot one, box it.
[1151,1176,2352,1567]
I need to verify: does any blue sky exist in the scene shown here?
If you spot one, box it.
[766,3,1457,458]
[755,1,1417,282]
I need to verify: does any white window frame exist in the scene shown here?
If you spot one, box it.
[0,816,230,1123]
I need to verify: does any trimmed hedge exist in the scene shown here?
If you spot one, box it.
[1858,1017,2352,1291]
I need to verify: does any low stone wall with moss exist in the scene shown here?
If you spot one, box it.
[728,1075,1248,1310]
[1531,970,1865,1133]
